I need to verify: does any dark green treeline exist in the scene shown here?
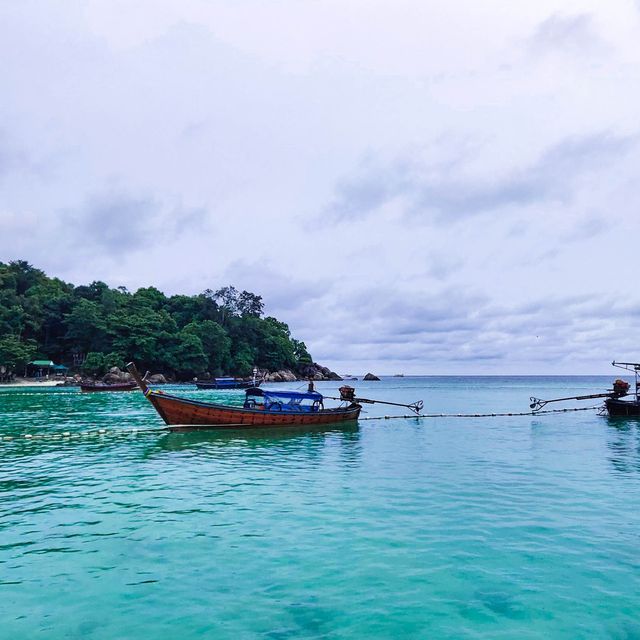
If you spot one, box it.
[0,261,313,379]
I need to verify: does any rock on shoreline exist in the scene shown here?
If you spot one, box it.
[297,363,343,381]
[103,367,135,384]
[261,363,342,383]
[65,363,345,386]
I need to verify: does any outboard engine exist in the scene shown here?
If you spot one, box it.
[339,385,356,402]
[613,379,630,396]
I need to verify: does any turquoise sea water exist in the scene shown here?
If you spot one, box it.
[2,376,640,639]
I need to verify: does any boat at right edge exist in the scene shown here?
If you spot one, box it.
[529,361,640,417]
[604,361,640,416]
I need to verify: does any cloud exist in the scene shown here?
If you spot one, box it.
[0,189,209,278]
[0,129,32,180]
[213,260,333,316]
[528,13,608,56]
[65,190,208,256]
[300,283,640,373]
[1,2,640,374]
[558,214,606,244]
[424,252,463,281]
[323,132,636,223]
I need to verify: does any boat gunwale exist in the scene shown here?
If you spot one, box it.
[605,397,640,416]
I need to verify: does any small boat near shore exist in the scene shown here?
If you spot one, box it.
[80,381,138,392]
[195,377,261,390]
[195,367,263,390]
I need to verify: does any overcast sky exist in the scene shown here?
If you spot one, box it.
[1,0,640,374]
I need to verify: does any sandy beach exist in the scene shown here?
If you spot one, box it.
[0,379,65,388]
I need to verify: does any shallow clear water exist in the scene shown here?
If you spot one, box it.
[2,377,640,639]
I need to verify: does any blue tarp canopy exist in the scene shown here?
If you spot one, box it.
[246,388,324,402]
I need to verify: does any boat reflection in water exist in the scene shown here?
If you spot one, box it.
[605,417,640,476]
[154,421,362,456]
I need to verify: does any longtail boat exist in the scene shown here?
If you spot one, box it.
[529,361,640,417]
[604,362,640,416]
[127,363,362,430]
[80,381,138,393]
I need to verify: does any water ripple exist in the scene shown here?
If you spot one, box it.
[2,380,640,638]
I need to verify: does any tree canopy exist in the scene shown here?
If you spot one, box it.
[0,261,314,379]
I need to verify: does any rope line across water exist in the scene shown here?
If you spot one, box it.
[0,405,602,441]
[360,405,602,420]
[1,427,165,441]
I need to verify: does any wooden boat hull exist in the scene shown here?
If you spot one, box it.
[81,383,138,392]
[605,398,640,417]
[146,390,361,430]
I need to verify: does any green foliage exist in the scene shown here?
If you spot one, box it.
[293,339,313,365]
[104,352,126,371]
[65,299,108,354]
[182,320,232,372]
[0,261,313,380]
[253,317,297,371]
[208,286,264,325]
[169,331,208,378]
[81,352,106,376]
[231,341,256,376]
[0,335,37,371]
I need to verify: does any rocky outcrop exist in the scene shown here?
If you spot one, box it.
[252,362,342,383]
[95,362,342,385]
[264,370,298,383]
[298,363,343,381]
[102,367,133,384]
[363,373,380,381]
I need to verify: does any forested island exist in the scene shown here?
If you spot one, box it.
[0,260,334,381]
